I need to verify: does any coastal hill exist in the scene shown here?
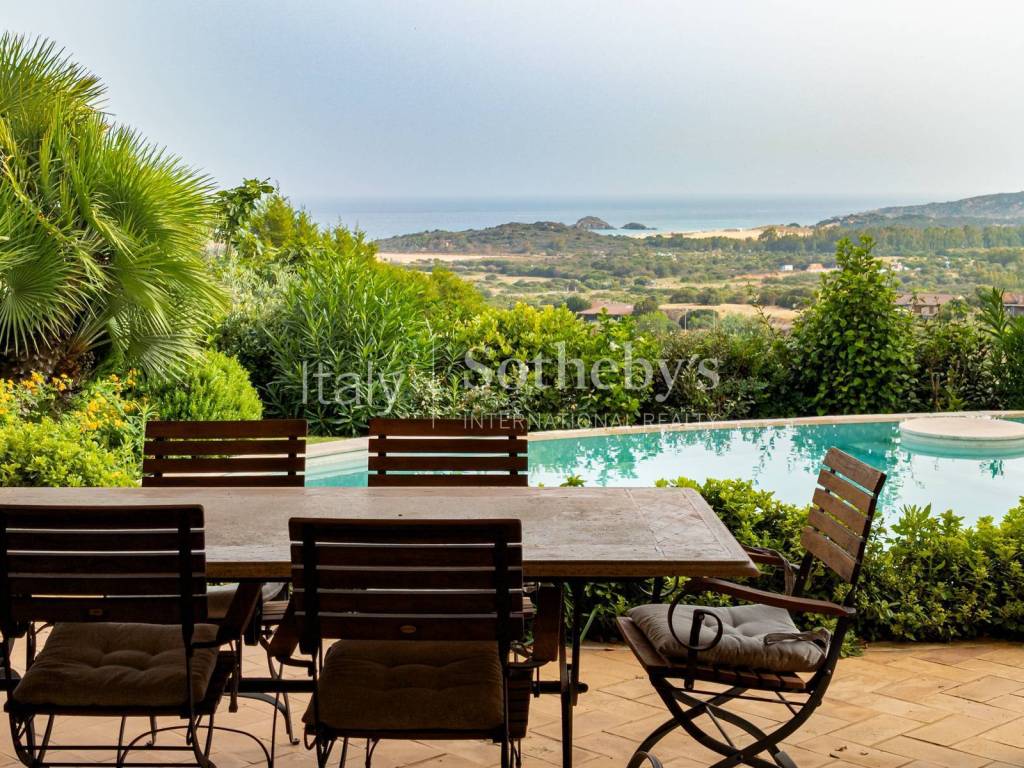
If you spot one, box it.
[819,191,1024,227]
[376,220,634,255]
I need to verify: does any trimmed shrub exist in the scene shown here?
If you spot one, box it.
[140,350,263,422]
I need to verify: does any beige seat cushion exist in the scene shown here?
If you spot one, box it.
[13,623,221,709]
[304,640,504,732]
[207,582,287,621]
[628,603,827,673]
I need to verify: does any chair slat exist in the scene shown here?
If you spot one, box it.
[811,488,868,538]
[0,505,204,528]
[816,469,873,515]
[807,508,863,558]
[146,419,307,438]
[294,542,522,568]
[367,438,528,454]
[11,597,205,625]
[823,447,885,492]
[145,439,305,457]
[368,418,525,437]
[800,526,857,582]
[8,576,207,596]
[310,615,507,642]
[8,553,205,575]
[368,456,527,473]
[291,568,521,591]
[144,474,304,487]
[144,457,305,475]
[4,530,205,552]
[368,474,529,487]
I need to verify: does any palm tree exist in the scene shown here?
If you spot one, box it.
[0,33,225,379]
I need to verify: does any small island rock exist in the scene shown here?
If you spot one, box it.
[574,216,613,230]
[621,222,652,230]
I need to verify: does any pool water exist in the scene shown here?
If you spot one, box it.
[307,420,1024,524]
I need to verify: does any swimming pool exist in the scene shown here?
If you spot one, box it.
[307,418,1024,524]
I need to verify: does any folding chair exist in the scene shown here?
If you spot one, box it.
[0,503,266,768]
[270,518,546,768]
[143,418,307,744]
[618,448,886,768]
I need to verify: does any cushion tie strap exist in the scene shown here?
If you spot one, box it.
[762,627,831,661]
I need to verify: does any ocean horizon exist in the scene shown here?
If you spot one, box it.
[299,194,920,241]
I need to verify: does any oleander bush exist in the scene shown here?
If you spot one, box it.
[139,349,262,422]
[574,475,1024,645]
[0,373,148,486]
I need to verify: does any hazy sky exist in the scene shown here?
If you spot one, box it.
[6,1,1024,203]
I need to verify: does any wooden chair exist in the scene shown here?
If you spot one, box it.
[143,419,307,487]
[270,518,545,768]
[143,418,307,745]
[0,504,265,768]
[617,448,886,768]
[367,417,528,486]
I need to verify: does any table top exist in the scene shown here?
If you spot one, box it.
[0,486,758,581]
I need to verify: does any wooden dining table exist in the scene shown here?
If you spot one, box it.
[1,485,758,768]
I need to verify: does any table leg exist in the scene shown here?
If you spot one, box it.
[560,580,587,768]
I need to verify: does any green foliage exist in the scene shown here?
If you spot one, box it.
[0,372,147,486]
[651,318,789,420]
[857,504,1024,641]
[562,295,590,313]
[139,350,262,421]
[977,287,1024,407]
[913,314,996,411]
[457,304,660,428]
[265,243,435,436]
[0,34,224,380]
[791,237,917,414]
[213,177,274,257]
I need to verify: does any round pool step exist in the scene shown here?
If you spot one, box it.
[900,416,1024,458]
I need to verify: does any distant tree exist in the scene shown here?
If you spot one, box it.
[563,295,590,313]
[790,237,917,414]
[633,295,660,315]
[213,178,274,257]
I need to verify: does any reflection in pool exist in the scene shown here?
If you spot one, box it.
[309,420,1024,523]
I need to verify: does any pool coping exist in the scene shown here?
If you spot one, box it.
[306,410,1024,463]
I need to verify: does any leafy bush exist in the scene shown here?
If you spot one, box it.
[139,350,262,421]
[456,304,660,429]
[978,287,1024,407]
[265,244,435,435]
[791,237,917,414]
[650,318,789,420]
[0,373,147,486]
[0,34,223,380]
[913,314,997,411]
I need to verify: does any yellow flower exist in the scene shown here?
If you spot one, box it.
[30,372,44,384]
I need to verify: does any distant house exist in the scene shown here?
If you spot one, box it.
[895,293,960,317]
[576,301,634,322]
[780,264,794,272]
[806,263,826,272]
[1004,293,1024,317]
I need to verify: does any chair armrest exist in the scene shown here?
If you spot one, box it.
[743,545,796,571]
[685,577,854,618]
[214,582,262,646]
[266,600,314,672]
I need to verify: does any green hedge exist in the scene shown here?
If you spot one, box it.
[139,350,263,422]
[576,476,1024,644]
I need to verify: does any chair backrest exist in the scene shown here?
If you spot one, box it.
[798,448,886,597]
[143,419,307,487]
[289,518,524,655]
[366,417,528,487]
[0,504,206,629]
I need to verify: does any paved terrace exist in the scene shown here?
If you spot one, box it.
[3,640,1024,768]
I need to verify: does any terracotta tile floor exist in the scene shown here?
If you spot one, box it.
[2,639,1024,768]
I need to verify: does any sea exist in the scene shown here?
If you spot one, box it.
[300,194,917,241]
